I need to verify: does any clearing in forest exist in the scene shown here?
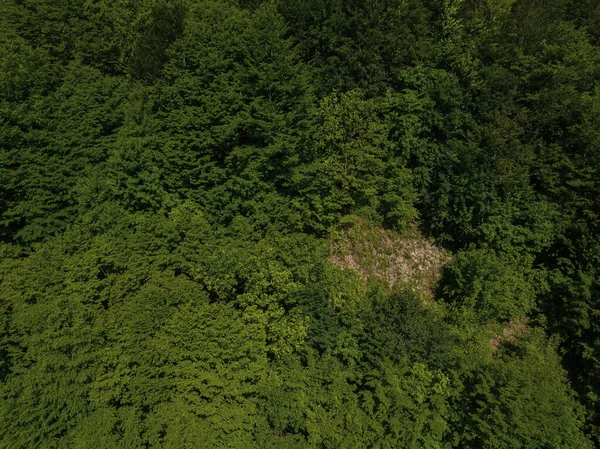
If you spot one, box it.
[329,220,450,300]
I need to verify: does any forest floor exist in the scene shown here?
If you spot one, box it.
[329,220,450,301]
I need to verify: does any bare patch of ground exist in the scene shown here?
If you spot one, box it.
[329,220,450,300]
[490,316,529,350]
[490,316,529,352]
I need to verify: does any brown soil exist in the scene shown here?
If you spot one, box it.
[490,316,529,351]
[329,221,450,300]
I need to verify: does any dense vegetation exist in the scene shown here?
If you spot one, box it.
[1,0,599,447]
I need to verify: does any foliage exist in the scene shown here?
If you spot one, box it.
[1,0,599,446]
[440,249,536,323]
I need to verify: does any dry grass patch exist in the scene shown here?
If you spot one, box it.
[490,316,529,353]
[329,220,450,300]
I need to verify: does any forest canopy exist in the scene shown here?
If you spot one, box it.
[1,0,600,447]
